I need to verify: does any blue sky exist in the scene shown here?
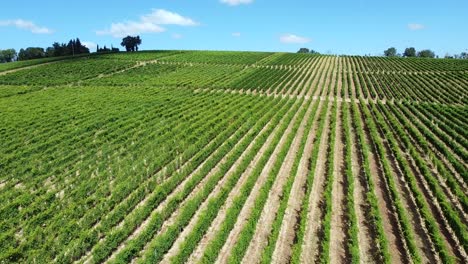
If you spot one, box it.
[1,0,467,56]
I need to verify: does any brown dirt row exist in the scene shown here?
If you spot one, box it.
[215,99,307,264]
[329,103,348,264]
[241,95,316,263]
[300,102,332,262]
[271,99,325,263]
[357,104,408,263]
[348,104,378,263]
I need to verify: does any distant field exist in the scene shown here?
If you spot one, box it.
[0,51,467,263]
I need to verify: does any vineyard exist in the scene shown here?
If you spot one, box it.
[0,50,467,263]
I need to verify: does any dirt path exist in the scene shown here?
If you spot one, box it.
[241,97,315,263]
[349,104,377,263]
[358,105,407,263]
[300,102,332,262]
[329,103,347,263]
[215,100,306,264]
[0,61,59,76]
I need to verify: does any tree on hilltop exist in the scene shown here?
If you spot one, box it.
[0,49,17,63]
[384,47,397,57]
[418,49,435,58]
[403,47,417,57]
[18,47,45,61]
[121,36,142,52]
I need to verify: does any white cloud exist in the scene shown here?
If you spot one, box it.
[82,41,97,52]
[97,21,165,37]
[142,9,198,26]
[221,0,254,6]
[172,33,183,39]
[232,32,241,37]
[280,34,311,44]
[408,23,425,30]
[97,9,198,38]
[0,19,53,34]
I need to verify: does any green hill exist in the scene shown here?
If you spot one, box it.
[0,50,467,263]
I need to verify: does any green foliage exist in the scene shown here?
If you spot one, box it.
[384,47,397,57]
[121,35,142,52]
[0,49,17,63]
[418,49,436,58]
[0,50,466,263]
[18,47,45,61]
[404,47,417,57]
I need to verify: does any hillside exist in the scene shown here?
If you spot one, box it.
[0,50,467,263]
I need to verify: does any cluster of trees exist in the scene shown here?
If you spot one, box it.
[96,45,119,53]
[2,38,92,63]
[47,38,90,57]
[0,49,17,63]
[384,47,436,58]
[19,38,90,60]
[0,34,142,64]
[297,48,320,54]
[121,35,142,52]
[444,52,468,59]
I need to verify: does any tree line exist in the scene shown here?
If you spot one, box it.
[384,47,468,59]
[296,47,467,59]
[384,47,436,58]
[0,38,91,63]
[297,48,320,54]
[0,35,143,63]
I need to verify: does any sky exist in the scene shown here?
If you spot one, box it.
[1,0,467,56]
